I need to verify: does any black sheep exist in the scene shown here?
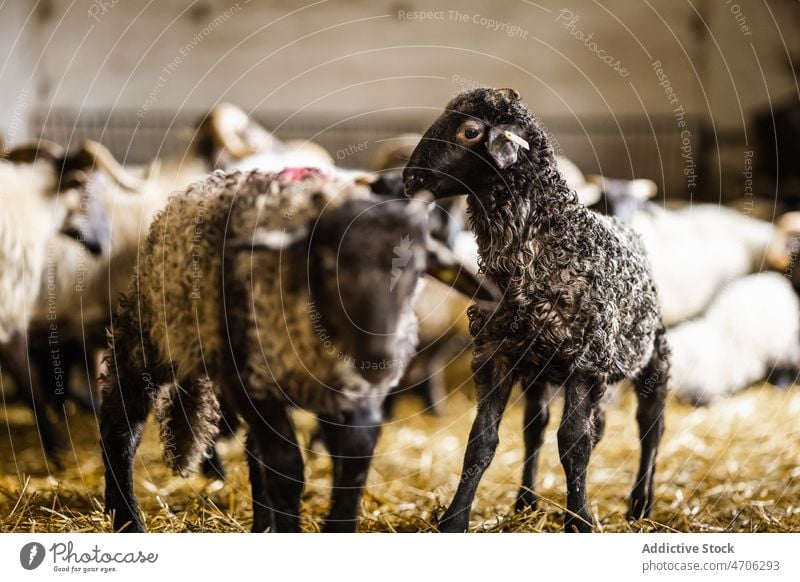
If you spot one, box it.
[404,87,670,532]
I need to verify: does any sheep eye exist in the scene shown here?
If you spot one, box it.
[457,122,484,143]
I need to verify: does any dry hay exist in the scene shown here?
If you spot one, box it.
[2,364,800,533]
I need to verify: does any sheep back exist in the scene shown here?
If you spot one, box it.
[668,272,800,404]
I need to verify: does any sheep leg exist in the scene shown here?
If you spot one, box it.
[316,415,343,484]
[65,343,102,414]
[201,394,241,479]
[439,356,513,532]
[0,334,67,460]
[380,390,399,419]
[515,379,550,512]
[99,353,162,533]
[558,374,597,533]
[247,404,304,533]
[201,446,226,480]
[245,433,274,532]
[322,404,382,533]
[422,334,471,416]
[630,328,669,520]
[592,404,606,449]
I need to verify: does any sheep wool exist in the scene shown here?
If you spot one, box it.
[0,160,63,342]
[668,272,800,405]
[403,87,670,532]
[31,156,211,334]
[101,167,460,533]
[632,204,775,327]
[122,169,414,426]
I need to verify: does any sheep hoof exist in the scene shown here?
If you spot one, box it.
[563,512,593,533]
[628,494,653,521]
[437,511,469,533]
[322,519,357,533]
[514,488,538,513]
[115,518,145,533]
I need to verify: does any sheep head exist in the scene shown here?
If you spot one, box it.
[1,140,118,256]
[404,87,537,200]
[231,193,499,383]
[58,140,151,255]
[585,175,657,221]
[195,102,282,168]
[57,170,112,256]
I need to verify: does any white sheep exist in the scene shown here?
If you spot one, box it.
[25,108,253,418]
[555,155,601,207]
[668,272,800,405]
[590,176,775,326]
[0,141,113,455]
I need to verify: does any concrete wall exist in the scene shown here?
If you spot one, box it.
[1,0,798,198]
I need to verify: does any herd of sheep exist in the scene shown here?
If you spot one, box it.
[1,87,799,532]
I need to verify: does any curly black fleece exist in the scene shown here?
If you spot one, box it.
[409,88,666,389]
[404,87,670,532]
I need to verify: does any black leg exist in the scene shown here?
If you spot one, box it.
[630,328,669,520]
[246,404,304,533]
[317,414,343,485]
[439,356,513,532]
[515,379,550,512]
[322,404,382,533]
[201,444,226,480]
[65,342,102,415]
[381,389,399,420]
[0,333,66,461]
[100,361,162,532]
[558,374,597,533]
[419,369,448,416]
[421,334,470,417]
[592,404,606,450]
[246,433,273,533]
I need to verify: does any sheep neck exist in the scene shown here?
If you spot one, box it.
[467,152,578,291]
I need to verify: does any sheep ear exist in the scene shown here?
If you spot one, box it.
[486,127,525,169]
[628,179,658,200]
[490,88,521,104]
[425,237,501,309]
[228,226,308,252]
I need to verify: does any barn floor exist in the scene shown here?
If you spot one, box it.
[2,368,800,533]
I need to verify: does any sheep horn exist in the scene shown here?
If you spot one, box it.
[776,211,800,234]
[143,158,162,181]
[205,103,264,160]
[77,140,144,191]
[4,139,66,163]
